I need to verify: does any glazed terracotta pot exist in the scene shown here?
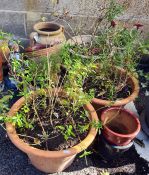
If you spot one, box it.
[91,67,139,117]
[6,90,98,173]
[30,22,66,47]
[101,107,141,146]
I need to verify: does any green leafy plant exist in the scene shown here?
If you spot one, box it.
[105,0,124,22]
[0,49,101,153]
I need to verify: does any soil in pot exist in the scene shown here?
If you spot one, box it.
[16,94,90,151]
[83,67,132,101]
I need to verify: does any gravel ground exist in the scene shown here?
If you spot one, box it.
[0,125,149,175]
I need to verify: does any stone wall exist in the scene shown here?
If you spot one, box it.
[0,0,149,39]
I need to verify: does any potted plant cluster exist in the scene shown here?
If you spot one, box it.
[0,0,144,173]
[52,0,143,147]
[59,29,141,117]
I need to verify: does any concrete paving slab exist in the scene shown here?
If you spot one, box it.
[125,102,149,162]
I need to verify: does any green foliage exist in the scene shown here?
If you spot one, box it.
[79,150,92,158]
[57,125,75,141]
[95,27,141,72]
[105,0,124,22]
[0,95,12,114]
[67,26,142,100]
[0,30,12,40]
[11,57,57,96]
[91,120,102,130]
[78,124,90,134]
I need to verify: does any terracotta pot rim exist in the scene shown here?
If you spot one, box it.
[6,90,98,159]
[34,22,63,36]
[91,68,139,106]
[101,107,141,138]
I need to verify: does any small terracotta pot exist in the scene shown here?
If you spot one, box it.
[6,90,98,173]
[30,22,66,47]
[91,68,139,117]
[101,107,141,146]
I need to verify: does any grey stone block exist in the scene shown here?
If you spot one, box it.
[0,11,26,37]
[54,0,100,16]
[0,0,53,12]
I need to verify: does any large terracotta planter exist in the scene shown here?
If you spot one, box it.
[6,90,98,173]
[30,22,66,47]
[91,68,139,116]
[101,107,141,146]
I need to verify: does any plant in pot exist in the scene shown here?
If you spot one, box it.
[0,57,101,173]
[87,25,144,114]
[58,36,140,117]
[57,49,140,156]
[67,0,124,59]
[59,2,143,117]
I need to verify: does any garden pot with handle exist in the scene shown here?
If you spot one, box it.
[30,22,66,47]
[6,90,99,173]
[27,22,66,59]
[101,107,141,146]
